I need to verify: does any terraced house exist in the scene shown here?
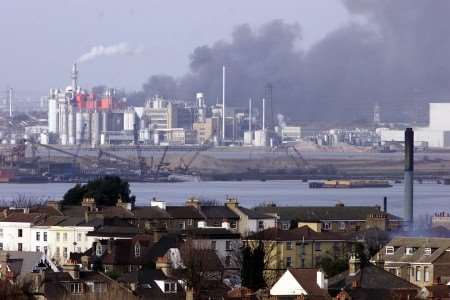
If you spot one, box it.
[244,226,353,284]
[371,237,450,288]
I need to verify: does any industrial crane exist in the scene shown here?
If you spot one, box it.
[154,145,169,181]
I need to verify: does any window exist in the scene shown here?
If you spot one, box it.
[43,232,47,241]
[70,283,81,294]
[424,248,432,255]
[406,247,415,255]
[258,220,264,230]
[63,247,68,259]
[36,246,40,252]
[282,223,289,230]
[286,256,292,267]
[188,219,193,226]
[315,242,321,251]
[96,244,102,256]
[230,221,237,229]
[77,233,82,242]
[63,233,68,241]
[286,241,293,250]
[56,247,60,257]
[164,282,177,293]
[225,240,232,251]
[225,255,231,267]
[211,241,216,250]
[301,258,305,268]
[410,267,415,278]
[56,232,60,241]
[323,222,331,230]
[77,247,81,253]
[424,267,430,282]
[36,232,40,241]
[18,243,23,251]
[135,243,141,257]
[44,246,48,255]
[385,246,394,255]
[18,229,23,237]
[0,242,3,251]
[416,267,421,281]
[339,222,346,230]
[0,228,3,238]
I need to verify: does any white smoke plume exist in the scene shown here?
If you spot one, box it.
[277,113,287,128]
[77,42,143,63]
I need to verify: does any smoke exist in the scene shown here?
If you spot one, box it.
[140,1,450,122]
[77,42,143,63]
[277,113,287,128]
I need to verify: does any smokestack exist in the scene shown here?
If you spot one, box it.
[222,65,226,142]
[72,63,78,92]
[249,98,252,132]
[383,196,387,213]
[404,128,414,225]
[8,87,13,118]
[262,98,266,130]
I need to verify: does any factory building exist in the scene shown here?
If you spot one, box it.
[379,103,450,148]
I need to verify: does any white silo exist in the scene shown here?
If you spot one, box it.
[75,112,83,144]
[48,90,59,134]
[91,111,100,146]
[58,98,68,145]
[68,109,76,145]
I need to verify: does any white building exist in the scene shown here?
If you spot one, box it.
[379,103,450,148]
[270,269,328,298]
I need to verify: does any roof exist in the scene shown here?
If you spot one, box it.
[247,226,348,241]
[60,205,88,217]
[200,206,240,220]
[133,206,170,219]
[0,251,58,275]
[96,238,154,266]
[427,284,450,299]
[328,263,419,291]
[118,269,185,300]
[289,269,330,298]
[166,206,204,219]
[144,233,183,263]
[1,212,46,223]
[377,237,450,264]
[97,206,135,219]
[183,228,241,239]
[239,207,274,220]
[254,205,401,221]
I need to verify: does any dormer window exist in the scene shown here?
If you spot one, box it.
[164,282,176,293]
[424,248,432,255]
[386,246,394,255]
[135,243,141,257]
[406,247,415,255]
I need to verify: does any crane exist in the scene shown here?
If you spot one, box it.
[154,145,169,181]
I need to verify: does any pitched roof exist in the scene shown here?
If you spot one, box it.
[144,233,183,263]
[200,206,240,220]
[247,226,348,241]
[1,212,46,223]
[328,264,419,291]
[132,206,170,219]
[166,206,204,219]
[255,205,401,221]
[378,237,450,264]
[0,251,58,275]
[239,207,274,219]
[288,269,330,298]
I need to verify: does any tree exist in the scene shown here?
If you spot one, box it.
[62,176,135,206]
[241,241,267,290]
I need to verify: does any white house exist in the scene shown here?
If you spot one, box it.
[270,269,329,298]
[0,212,45,252]
[224,198,277,236]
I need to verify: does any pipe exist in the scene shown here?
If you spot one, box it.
[404,128,414,225]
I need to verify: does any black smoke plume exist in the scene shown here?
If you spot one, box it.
[139,1,450,122]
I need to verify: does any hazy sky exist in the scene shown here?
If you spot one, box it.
[0,1,349,97]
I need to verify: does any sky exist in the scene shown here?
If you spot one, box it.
[0,1,349,97]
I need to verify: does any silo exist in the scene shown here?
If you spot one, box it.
[82,112,91,145]
[124,108,136,131]
[59,100,68,145]
[75,112,83,144]
[91,111,100,146]
[68,109,75,145]
[48,96,59,134]
[102,111,109,132]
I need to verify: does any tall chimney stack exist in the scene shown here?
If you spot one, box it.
[404,128,414,226]
[222,65,226,142]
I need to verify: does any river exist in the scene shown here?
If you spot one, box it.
[0,180,449,218]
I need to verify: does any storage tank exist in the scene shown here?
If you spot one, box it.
[102,111,108,132]
[58,100,68,145]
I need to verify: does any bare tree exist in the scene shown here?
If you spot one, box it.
[0,194,48,209]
